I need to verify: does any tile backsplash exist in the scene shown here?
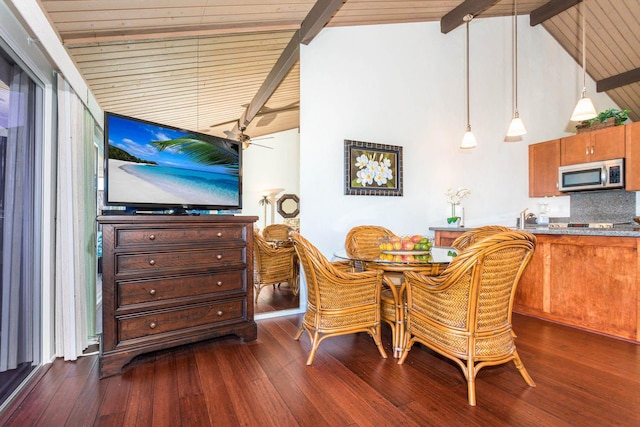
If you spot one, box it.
[570,190,636,223]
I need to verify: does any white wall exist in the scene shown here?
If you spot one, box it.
[242,128,300,230]
[299,17,619,256]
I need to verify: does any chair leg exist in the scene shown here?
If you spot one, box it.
[306,331,321,365]
[467,359,477,406]
[254,285,262,302]
[397,334,412,364]
[293,325,304,341]
[371,326,388,359]
[513,350,536,387]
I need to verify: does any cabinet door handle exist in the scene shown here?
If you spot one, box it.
[585,146,589,156]
[149,289,156,295]
[216,311,223,316]
[149,259,156,265]
[591,145,594,155]
[216,281,223,287]
[149,234,156,241]
[216,254,223,260]
[217,232,223,237]
[149,322,157,329]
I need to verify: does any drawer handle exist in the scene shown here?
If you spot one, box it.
[149,289,156,295]
[149,234,156,241]
[217,232,223,237]
[216,254,223,260]
[149,322,157,329]
[216,311,223,316]
[216,281,223,287]
[149,259,156,266]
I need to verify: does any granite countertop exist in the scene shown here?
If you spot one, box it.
[429,225,640,237]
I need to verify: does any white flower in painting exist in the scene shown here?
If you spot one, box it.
[356,167,374,186]
[353,152,394,187]
[355,154,369,169]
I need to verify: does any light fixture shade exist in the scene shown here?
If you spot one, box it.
[507,114,527,136]
[571,95,597,121]
[461,130,477,149]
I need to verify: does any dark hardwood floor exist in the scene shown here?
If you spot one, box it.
[255,281,299,314]
[1,313,638,426]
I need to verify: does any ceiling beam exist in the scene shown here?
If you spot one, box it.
[529,0,581,26]
[597,68,640,92]
[239,0,346,129]
[300,0,345,45]
[239,31,300,128]
[440,0,498,34]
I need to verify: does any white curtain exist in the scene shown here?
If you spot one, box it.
[0,58,37,372]
[54,74,96,360]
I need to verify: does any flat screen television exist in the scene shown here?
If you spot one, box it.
[104,112,242,213]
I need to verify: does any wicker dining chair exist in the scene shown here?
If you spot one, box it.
[450,225,513,251]
[344,225,403,354]
[290,232,388,365]
[253,230,298,302]
[263,223,294,242]
[398,230,537,406]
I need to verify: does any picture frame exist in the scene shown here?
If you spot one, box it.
[344,139,403,196]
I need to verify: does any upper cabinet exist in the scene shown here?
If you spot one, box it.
[625,122,640,191]
[560,126,625,165]
[529,139,562,197]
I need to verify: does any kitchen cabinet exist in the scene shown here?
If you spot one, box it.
[98,215,258,377]
[624,121,640,190]
[515,233,638,343]
[433,229,464,247]
[560,125,625,165]
[528,139,562,197]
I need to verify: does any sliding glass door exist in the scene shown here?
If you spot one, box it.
[0,48,41,408]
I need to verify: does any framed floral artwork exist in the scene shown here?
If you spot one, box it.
[344,139,403,196]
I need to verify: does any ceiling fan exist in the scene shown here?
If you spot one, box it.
[226,125,274,150]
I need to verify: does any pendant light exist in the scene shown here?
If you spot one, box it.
[461,14,477,149]
[507,0,527,137]
[570,1,597,121]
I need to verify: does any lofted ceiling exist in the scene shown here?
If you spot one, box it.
[36,0,640,144]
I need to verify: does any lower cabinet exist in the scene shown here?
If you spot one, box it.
[515,234,638,343]
[98,214,259,377]
[433,229,464,247]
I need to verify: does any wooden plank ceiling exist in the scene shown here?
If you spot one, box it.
[37,0,640,144]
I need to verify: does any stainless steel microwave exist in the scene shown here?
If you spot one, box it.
[558,158,624,192]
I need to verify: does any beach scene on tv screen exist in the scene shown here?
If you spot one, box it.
[107,115,240,207]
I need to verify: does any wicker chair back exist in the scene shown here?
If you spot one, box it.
[399,230,537,406]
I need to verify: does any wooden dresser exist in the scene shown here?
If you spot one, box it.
[97,214,258,377]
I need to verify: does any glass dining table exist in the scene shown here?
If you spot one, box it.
[333,246,458,357]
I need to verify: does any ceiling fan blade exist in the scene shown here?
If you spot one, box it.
[224,129,238,139]
[250,136,274,141]
[210,118,238,128]
[255,103,300,127]
[257,113,276,127]
[247,142,273,149]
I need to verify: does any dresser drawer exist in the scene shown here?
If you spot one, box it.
[116,248,244,275]
[118,270,245,307]
[115,226,243,248]
[118,299,246,341]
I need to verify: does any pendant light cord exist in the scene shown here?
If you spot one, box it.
[513,0,519,113]
[465,14,472,130]
[581,4,587,93]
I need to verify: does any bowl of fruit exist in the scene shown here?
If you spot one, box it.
[379,235,432,255]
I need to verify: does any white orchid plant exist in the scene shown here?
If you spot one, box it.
[445,187,471,224]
